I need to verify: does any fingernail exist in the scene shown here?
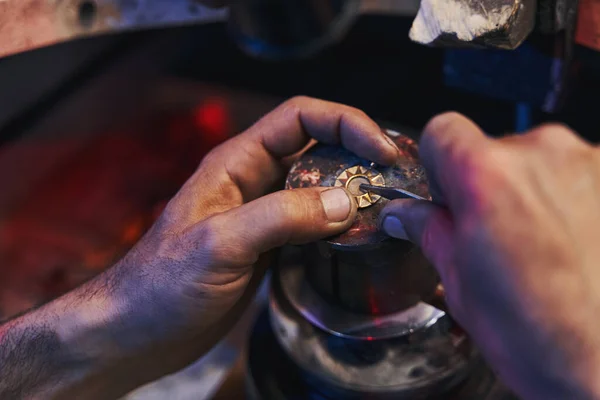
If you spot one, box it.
[320,188,352,222]
[382,216,409,240]
[382,129,399,152]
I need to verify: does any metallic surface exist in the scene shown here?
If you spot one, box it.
[286,130,437,315]
[285,130,428,249]
[265,273,485,399]
[335,165,385,208]
[247,306,517,399]
[302,238,439,314]
[278,247,445,340]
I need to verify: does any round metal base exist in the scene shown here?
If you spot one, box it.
[268,271,480,399]
[247,307,518,400]
[278,247,445,340]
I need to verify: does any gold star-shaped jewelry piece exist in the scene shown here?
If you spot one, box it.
[334,165,385,208]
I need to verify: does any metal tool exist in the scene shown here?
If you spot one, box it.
[359,183,428,201]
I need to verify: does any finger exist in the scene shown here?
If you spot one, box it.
[380,199,467,321]
[419,112,490,212]
[185,97,399,209]
[184,187,357,282]
[380,199,455,279]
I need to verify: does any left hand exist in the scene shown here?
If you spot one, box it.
[126,95,398,329]
[0,98,399,400]
[70,96,399,397]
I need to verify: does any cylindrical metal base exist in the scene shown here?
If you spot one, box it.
[284,134,436,316]
[303,240,438,315]
[279,246,445,340]
[246,306,517,400]
[254,132,519,399]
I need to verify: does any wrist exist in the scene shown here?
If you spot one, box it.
[38,262,205,399]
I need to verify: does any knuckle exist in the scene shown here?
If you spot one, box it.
[189,215,258,275]
[197,145,224,170]
[525,124,595,172]
[286,95,312,105]
[194,215,231,263]
[280,95,311,113]
[525,123,581,148]
[155,194,196,234]
[345,105,368,119]
[423,112,464,138]
[273,97,305,121]
[157,201,180,228]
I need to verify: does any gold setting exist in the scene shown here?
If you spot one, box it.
[334,166,385,208]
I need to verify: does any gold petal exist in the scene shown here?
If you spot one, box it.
[371,175,385,185]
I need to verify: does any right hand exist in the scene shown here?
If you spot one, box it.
[381,113,600,400]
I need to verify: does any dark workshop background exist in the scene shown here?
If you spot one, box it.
[1,15,599,145]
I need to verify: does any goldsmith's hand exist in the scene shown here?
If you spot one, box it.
[0,97,399,400]
[123,96,397,330]
[103,97,398,393]
[381,113,600,400]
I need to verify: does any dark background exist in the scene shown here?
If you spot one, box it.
[0,15,598,144]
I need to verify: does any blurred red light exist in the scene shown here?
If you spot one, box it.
[193,99,230,140]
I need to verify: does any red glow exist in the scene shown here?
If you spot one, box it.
[367,285,380,314]
[193,99,230,140]
[0,111,212,318]
[366,336,374,341]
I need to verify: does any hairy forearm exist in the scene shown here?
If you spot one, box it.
[0,311,69,399]
[0,287,120,399]
[0,260,212,400]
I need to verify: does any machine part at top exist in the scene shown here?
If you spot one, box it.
[408,0,537,49]
[285,129,429,249]
[0,0,228,58]
[334,165,384,208]
[0,0,424,60]
[227,0,361,60]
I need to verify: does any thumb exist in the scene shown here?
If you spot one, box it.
[187,187,357,271]
[380,199,455,271]
[233,186,358,252]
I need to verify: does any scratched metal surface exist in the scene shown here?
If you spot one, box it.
[285,132,429,249]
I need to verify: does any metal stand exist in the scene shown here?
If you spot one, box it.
[246,249,518,399]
